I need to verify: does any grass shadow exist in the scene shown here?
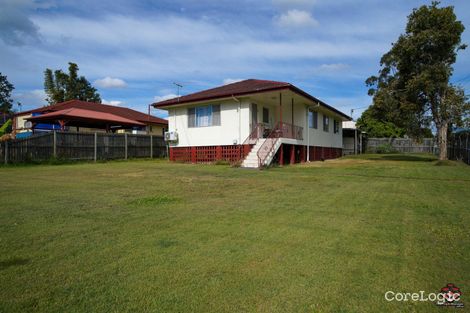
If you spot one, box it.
[0,258,30,270]
[366,154,437,162]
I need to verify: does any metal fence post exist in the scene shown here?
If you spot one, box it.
[124,133,128,160]
[4,141,8,165]
[150,135,153,158]
[53,131,57,158]
[94,132,97,162]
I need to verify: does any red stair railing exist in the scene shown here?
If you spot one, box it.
[242,123,265,145]
[257,122,303,167]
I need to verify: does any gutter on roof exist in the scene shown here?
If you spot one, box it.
[153,85,351,121]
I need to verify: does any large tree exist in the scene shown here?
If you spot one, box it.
[44,62,101,105]
[366,1,469,160]
[0,72,15,123]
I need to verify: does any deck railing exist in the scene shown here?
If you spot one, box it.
[257,122,303,167]
[242,123,265,145]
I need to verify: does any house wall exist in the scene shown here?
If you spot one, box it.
[117,123,166,135]
[166,98,343,149]
[167,99,250,147]
[305,109,343,149]
[343,136,356,155]
[13,113,31,133]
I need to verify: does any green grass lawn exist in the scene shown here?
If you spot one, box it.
[0,154,469,313]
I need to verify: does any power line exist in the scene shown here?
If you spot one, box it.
[454,74,470,84]
[350,106,370,120]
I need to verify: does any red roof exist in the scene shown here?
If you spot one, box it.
[153,79,290,107]
[19,100,167,125]
[152,79,351,120]
[27,108,145,127]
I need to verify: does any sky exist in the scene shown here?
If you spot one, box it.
[1,0,469,120]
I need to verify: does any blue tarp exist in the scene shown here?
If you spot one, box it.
[15,132,33,139]
[31,112,61,130]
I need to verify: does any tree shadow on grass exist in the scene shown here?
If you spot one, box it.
[0,258,30,270]
[367,154,437,162]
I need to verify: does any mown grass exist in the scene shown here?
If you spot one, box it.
[0,154,469,313]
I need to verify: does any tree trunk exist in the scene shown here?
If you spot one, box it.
[437,122,448,160]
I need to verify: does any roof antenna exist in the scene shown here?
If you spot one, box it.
[173,82,183,97]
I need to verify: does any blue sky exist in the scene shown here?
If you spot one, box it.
[1,0,469,120]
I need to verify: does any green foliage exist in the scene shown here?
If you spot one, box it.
[374,143,397,154]
[0,119,12,136]
[214,159,230,165]
[365,2,469,158]
[0,73,14,117]
[44,62,101,105]
[356,107,406,137]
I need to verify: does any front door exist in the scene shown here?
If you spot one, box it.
[251,103,258,131]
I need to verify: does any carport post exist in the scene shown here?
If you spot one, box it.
[53,131,57,158]
[124,133,128,160]
[150,135,153,158]
[94,132,97,162]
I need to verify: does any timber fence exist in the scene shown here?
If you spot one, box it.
[366,138,438,154]
[0,132,167,164]
[365,136,469,165]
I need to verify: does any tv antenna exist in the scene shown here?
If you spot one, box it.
[350,106,369,120]
[173,82,183,97]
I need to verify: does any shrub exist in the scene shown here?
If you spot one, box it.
[214,159,230,165]
[375,143,397,154]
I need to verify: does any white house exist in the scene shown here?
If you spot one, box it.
[153,79,351,168]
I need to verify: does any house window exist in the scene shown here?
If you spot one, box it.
[188,104,221,127]
[308,110,318,129]
[263,107,269,124]
[334,120,340,133]
[323,114,329,132]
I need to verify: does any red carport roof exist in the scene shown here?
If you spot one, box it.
[18,100,167,125]
[26,107,146,126]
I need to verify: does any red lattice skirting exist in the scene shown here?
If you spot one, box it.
[306,146,342,161]
[170,145,252,163]
[169,144,342,164]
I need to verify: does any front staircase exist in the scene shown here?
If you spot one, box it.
[240,122,303,169]
[241,138,282,168]
[241,139,265,168]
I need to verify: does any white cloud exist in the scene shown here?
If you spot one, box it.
[13,89,47,109]
[14,13,389,85]
[102,99,123,106]
[223,78,244,85]
[318,63,350,72]
[94,76,127,88]
[153,94,179,103]
[276,9,318,28]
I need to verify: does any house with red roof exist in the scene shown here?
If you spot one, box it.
[13,100,168,138]
[152,79,350,168]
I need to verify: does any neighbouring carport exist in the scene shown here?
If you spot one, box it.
[26,107,145,132]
